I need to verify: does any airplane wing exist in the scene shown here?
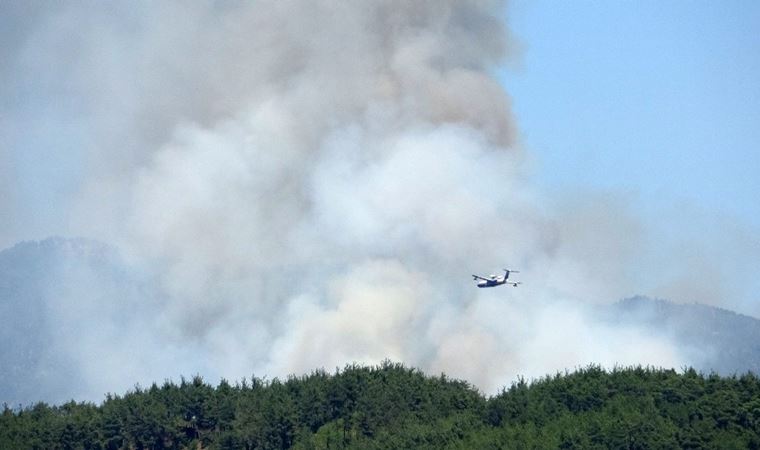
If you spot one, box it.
[472,275,490,281]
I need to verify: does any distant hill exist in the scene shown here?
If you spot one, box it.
[0,237,148,406]
[598,296,760,375]
[2,363,760,449]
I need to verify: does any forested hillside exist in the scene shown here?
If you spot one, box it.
[3,362,760,449]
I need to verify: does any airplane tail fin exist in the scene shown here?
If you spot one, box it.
[503,269,519,280]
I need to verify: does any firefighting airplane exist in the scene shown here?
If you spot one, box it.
[472,269,521,288]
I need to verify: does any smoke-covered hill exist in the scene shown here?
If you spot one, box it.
[599,296,760,375]
[1,238,108,404]
[0,237,163,406]
[2,237,760,409]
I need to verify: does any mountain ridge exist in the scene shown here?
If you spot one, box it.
[599,295,760,375]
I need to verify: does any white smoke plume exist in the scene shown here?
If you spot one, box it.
[0,0,714,404]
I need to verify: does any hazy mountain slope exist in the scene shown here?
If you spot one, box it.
[2,238,759,408]
[600,296,760,375]
[0,237,149,406]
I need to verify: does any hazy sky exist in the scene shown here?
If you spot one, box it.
[501,0,760,230]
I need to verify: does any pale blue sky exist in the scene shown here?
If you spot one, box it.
[500,0,760,229]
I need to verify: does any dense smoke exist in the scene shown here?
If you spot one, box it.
[0,0,727,405]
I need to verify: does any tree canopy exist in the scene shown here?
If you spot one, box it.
[2,362,760,449]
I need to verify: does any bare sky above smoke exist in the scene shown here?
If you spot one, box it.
[4,0,755,404]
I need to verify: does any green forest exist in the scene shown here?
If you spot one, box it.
[2,362,760,449]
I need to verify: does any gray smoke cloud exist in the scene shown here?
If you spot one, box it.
[6,0,753,405]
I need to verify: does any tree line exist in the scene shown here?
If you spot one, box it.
[2,361,760,449]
